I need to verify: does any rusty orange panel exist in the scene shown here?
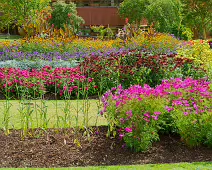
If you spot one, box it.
[77,7,125,27]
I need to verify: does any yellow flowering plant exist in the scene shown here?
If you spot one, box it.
[177,40,212,80]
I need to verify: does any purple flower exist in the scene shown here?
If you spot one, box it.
[152,115,158,120]
[165,106,174,112]
[126,110,133,119]
[119,134,125,140]
[144,112,150,118]
[183,112,189,116]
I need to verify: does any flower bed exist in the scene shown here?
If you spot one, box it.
[0,66,94,99]
[101,78,212,151]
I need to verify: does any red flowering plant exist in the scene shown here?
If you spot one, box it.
[79,49,206,96]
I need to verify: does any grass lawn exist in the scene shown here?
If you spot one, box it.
[0,162,211,169]
[0,34,22,42]
[0,100,107,129]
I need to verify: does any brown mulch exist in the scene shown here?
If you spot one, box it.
[0,126,211,168]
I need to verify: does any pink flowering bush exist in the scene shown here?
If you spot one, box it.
[160,78,212,147]
[101,78,212,151]
[0,66,93,99]
[101,85,167,152]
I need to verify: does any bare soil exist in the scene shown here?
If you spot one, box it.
[0,126,211,168]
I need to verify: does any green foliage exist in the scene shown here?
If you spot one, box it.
[0,0,51,30]
[119,0,148,25]
[91,25,114,40]
[49,2,84,34]
[177,40,212,80]
[145,0,183,33]
[119,0,183,33]
[104,90,166,152]
[181,0,212,39]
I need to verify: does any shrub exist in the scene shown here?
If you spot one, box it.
[177,40,212,80]
[101,85,167,152]
[49,2,84,34]
[101,78,212,151]
[161,78,212,147]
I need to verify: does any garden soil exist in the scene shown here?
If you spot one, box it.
[0,126,211,168]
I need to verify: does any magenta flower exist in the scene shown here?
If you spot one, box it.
[125,127,132,133]
[144,112,150,118]
[154,112,161,115]
[144,117,150,123]
[152,115,158,120]
[165,106,174,112]
[119,134,125,140]
[126,110,133,118]
[183,112,189,116]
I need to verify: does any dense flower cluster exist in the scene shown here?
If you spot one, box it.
[0,66,92,98]
[101,78,212,151]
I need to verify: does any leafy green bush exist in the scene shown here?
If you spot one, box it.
[49,2,84,34]
[177,40,212,80]
[101,78,212,151]
[101,85,167,152]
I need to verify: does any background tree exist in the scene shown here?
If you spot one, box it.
[119,0,183,34]
[144,0,183,33]
[0,0,51,31]
[119,0,148,26]
[49,2,84,34]
[181,0,212,39]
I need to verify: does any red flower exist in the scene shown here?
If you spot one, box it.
[125,18,129,24]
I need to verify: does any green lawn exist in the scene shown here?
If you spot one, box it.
[0,162,211,169]
[0,100,107,129]
[0,34,22,41]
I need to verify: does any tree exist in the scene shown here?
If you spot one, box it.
[145,0,183,33]
[49,2,84,34]
[182,0,212,39]
[119,0,183,34]
[0,0,51,30]
[119,0,148,26]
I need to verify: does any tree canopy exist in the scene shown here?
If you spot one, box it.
[119,0,212,39]
[0,0,51,30]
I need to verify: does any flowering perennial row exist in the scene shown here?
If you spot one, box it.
[101,78,212,151]
[0,66,93,98]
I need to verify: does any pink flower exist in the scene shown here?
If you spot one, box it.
[183,112,189,116]
[152,115,158,120]
[125,127,132,133]
[63,86,67,91]
[154,112,161,115]
[144,112,150,118]
[119,134,125,140]
[126,110,132,118]
[144,117,150,123]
